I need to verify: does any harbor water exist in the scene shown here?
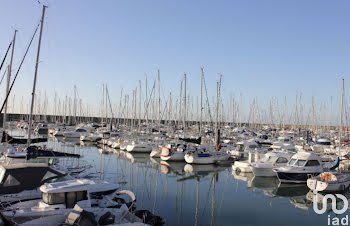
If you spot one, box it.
[7,128,342,226]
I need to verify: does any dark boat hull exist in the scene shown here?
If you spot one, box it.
[276,172,321,184]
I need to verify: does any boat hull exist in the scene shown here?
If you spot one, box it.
[184,154,216,164]
[276,172,321,183]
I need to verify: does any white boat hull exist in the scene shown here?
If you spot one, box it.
[126,144,152,153]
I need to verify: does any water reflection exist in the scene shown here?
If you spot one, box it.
[232,170,314,211]
[159,161,187,175]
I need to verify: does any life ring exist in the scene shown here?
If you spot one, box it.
[160,147,171,157]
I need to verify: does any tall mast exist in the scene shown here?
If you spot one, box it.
[179,80,183,128]
[200,68,203,134]
[168,92,172,131]
[158,70,161,132]
[183,73,187,130]
[3,30,17,130]
[105,83,108,126]
[138,80,141,131]
[27,5,46,147]
[74,85,77,124]
[216,75,222,132]
[145,74,148,124]
[339,78,344,159]
[102,84,104,125]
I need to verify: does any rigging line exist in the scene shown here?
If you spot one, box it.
[0,22,40,114]
[0,66,8,87]
[203,74,213,125]
[0,41,13,74]
[143,80,156,119]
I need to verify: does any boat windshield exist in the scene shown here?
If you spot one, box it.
[295,160,306,166]
[267,156,278,163]
[46,174,73,183]
[260,155,277,163]
[288,158,297,166]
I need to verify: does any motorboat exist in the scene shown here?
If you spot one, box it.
[232,150,266,173]
[227,140,262,160]
[232,146,268,173]
[251,151,294,177]
[63,127,94,139]
[312,138,332,153]
[1,179,121,223]
[274,151,324,183]
[0,163,68,205]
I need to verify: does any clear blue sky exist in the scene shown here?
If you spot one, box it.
[0,0,349,124]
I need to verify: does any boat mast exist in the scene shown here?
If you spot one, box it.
[138,80,141,131]
[145,74,148,124]
[73,85,77,125]
[183,73,187,130]
[168,92,172,132]
[339,78,344,163]
[27,5,46,147]
[3,30,17,131]
[179,80,183,129]
[158,70,161,132]
[102,84,104,125]
[200,68,203,135]
[105,83,108,127]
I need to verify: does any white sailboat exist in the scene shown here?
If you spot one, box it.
[185,146,229,164]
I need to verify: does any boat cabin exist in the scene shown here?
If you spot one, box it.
[287,152,322,168]
[261,152,292,164]
[40,179,95,208]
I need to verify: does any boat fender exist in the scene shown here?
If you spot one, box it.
[321,172,332,182]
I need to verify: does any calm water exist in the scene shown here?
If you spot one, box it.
[9,130,347,226]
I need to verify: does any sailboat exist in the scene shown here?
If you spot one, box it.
[307,78,350,192]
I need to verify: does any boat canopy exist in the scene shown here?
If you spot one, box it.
[0,163,66,194]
